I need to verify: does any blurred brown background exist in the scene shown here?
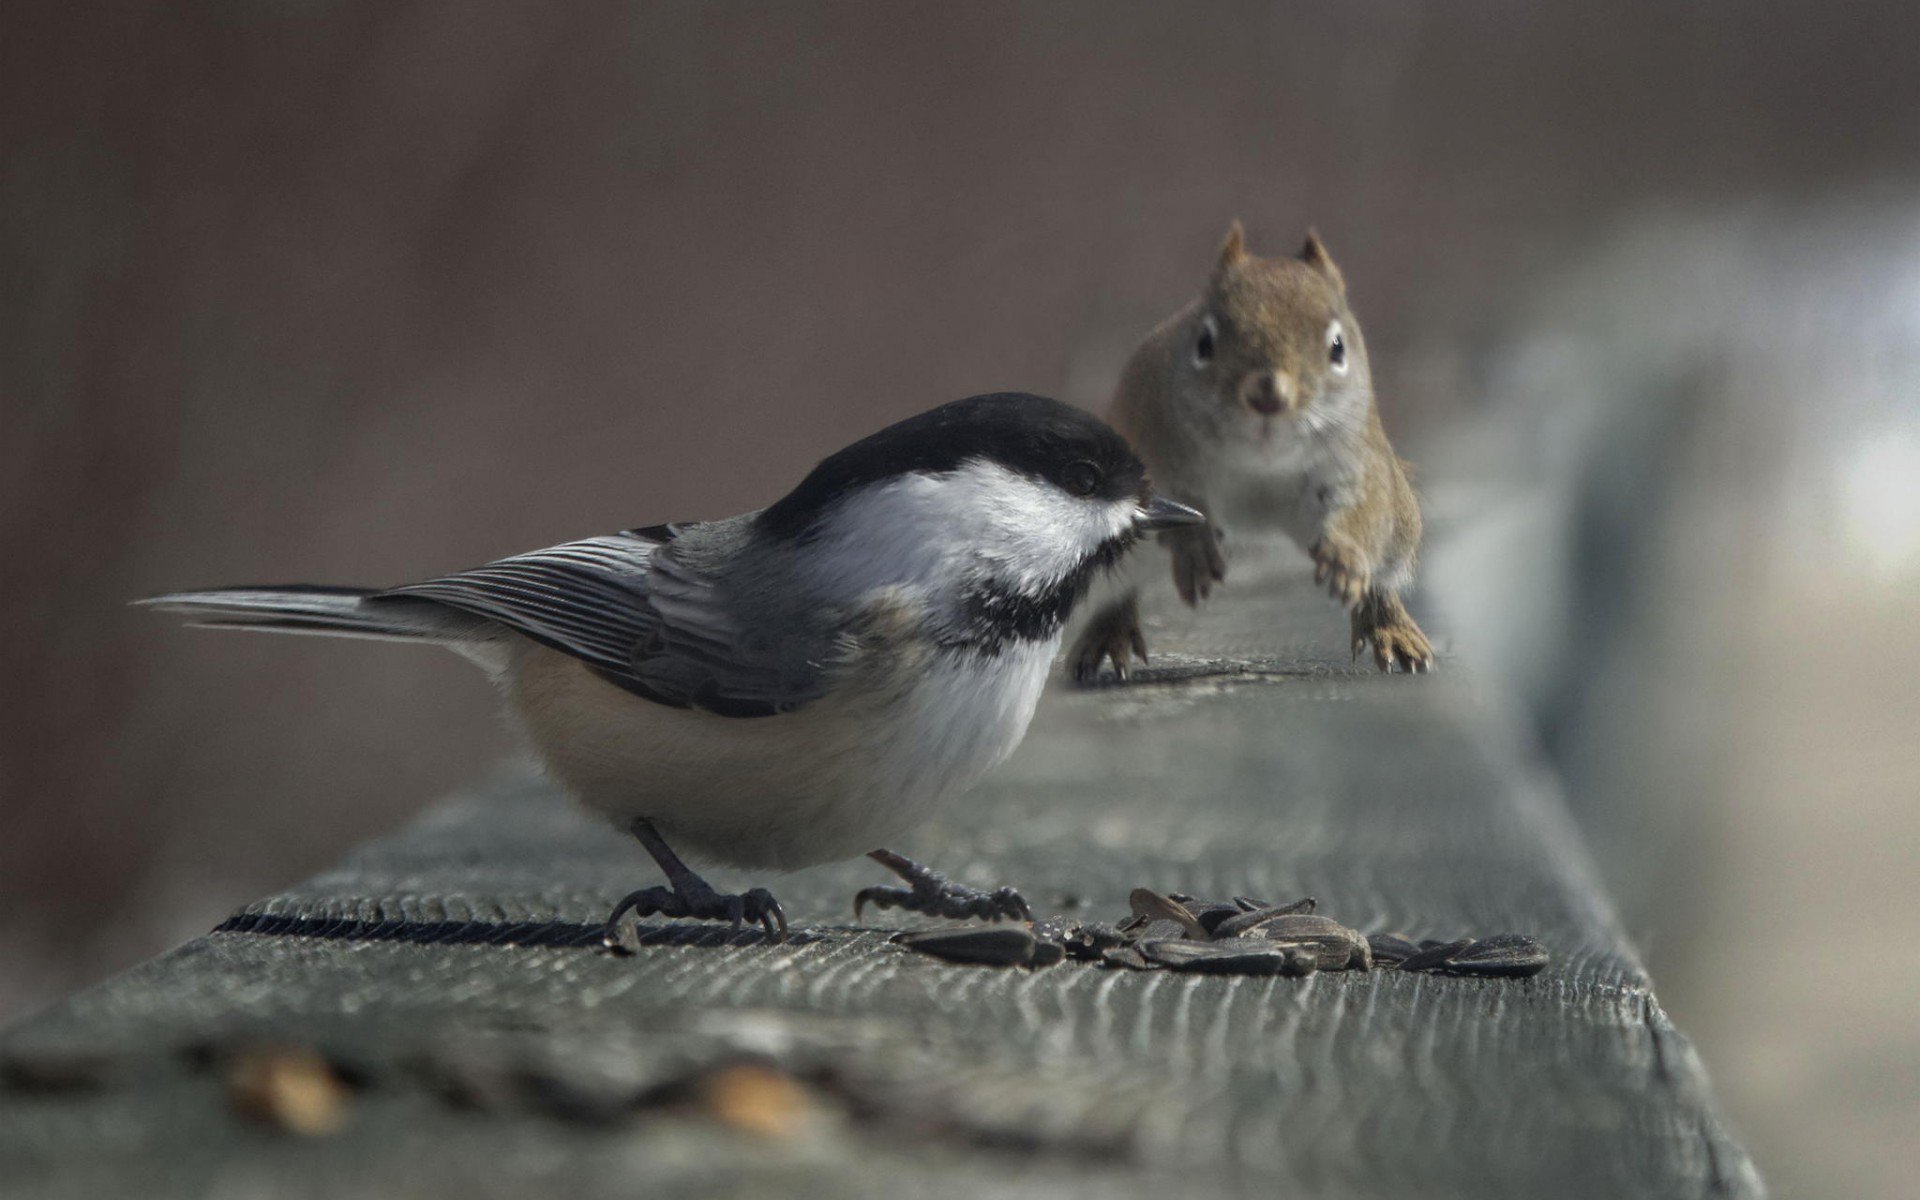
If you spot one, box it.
[4,3,1918,1194]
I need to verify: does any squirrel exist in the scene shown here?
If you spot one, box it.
[1071,221,1435,678]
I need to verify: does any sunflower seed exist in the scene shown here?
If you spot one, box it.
[1138,919,1191,943]
[1127,889,1209,938]
[1138,940,1292,975]
[1366,933,1421,966]
[1233,914,1370,969]
[1436,934,1549,978]
[1281,947,1319,976]
[1396,938,1475,973]
[1027,938,1067,968]
[1212,900,1323,939]
[896,926,1037,967]
[1191,903,1249,935]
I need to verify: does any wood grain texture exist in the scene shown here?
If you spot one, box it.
[0,552,1762,1198]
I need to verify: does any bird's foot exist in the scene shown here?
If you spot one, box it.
[603,879,786,947]
[1070,590,1149,684]
[856,849,1032,923]
[607,817,787,948]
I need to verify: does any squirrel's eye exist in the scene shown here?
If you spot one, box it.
[1062,460,1102,498]
[1327,321,1349,374]
[1193,316,1217,369]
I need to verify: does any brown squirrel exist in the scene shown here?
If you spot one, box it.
[1071,221,1434,677]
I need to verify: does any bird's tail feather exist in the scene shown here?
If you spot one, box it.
[135,584,485,644]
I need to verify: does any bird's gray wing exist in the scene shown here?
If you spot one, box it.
[382,521,835,717]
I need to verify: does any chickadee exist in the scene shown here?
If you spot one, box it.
[142,393,1203,940]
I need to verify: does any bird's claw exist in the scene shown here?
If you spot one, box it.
[603,882,787,948]
[1069,591,1149,684]
[855,850,1031,923]
[855,882,1031,923]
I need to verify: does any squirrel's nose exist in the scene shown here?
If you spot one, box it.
[1246,371,1294,416]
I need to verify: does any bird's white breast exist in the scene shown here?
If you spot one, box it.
[503,634,1055,870]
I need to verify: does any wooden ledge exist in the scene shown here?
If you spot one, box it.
[0,564,1762,1198]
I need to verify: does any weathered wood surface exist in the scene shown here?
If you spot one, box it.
[0,552,1761,1198]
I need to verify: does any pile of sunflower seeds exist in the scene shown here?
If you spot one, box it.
[893,888,1548,979]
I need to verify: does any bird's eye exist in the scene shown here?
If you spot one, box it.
[1328,321,1348,374]
[1193,316,1217,369]
[1062,460,1102,498]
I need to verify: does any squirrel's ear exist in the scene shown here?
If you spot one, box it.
[1300,229,1346,292]
[1214,220,1249,275]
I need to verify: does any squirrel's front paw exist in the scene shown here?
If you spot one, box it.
[1350,595,1435,674]
[1309,536,1371,608]
[1166,523,1226,607]
[1069,592,1148,684]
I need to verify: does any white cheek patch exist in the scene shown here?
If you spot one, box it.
[803,460,1135,601]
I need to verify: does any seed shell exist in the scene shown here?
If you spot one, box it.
[896,926,1037,967]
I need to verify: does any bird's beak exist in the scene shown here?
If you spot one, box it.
[1134,494,1206,532]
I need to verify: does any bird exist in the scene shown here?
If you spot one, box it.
[140,392,1204,942]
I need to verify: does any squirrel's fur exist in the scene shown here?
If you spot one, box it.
[1073,221,1434,675]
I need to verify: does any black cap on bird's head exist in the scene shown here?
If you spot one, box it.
[758,392,1201,542]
